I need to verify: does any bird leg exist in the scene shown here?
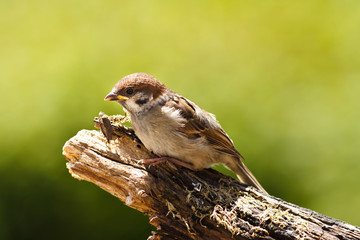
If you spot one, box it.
[141,157,194,170]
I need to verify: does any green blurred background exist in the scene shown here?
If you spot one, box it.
[1,0,360,239]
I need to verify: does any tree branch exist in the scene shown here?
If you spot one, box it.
[62,114,360,240]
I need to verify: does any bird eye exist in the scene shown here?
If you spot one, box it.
[126,87,134,95]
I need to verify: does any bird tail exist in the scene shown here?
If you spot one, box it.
[227,159,267,194]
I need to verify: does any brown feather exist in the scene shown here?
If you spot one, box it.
[107,73,266,192]
[165,95,243,159]
[114,73,167,100]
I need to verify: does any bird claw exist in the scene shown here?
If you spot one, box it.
[141,157,194,170]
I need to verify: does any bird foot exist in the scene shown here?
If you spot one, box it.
[141,157,194,169]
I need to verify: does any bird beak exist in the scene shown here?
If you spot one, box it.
[104,92,129,101]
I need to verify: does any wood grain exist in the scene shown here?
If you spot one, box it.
[62,116,360,240]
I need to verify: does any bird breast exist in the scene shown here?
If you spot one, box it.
[130,105,213,170]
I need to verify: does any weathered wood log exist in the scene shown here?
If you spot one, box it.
[62,115,360,240]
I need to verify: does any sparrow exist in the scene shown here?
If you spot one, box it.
[105,73,266,192]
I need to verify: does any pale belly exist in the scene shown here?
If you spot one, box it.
[131,112,215,170]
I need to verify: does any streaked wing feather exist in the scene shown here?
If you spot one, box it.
[165,96,243,159]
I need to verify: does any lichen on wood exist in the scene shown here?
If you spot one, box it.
[62,113,360,240]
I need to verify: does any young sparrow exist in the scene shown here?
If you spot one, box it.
[105,73,266,192]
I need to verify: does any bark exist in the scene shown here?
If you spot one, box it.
[62,114,360,240]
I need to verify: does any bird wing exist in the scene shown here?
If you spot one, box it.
[164,95,243,159]
[164,95,267,193]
